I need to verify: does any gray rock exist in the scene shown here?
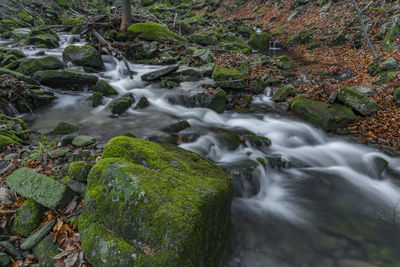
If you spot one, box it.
[61,134,78,146]
[141,66,179,81]
[63,45,104,70]
[66,179,86,194]
[72,135,96,147]
[352,86,377,95]
[193,49,214,63]
[47,147,70,159]
[337,87,380,116]
[20,219,56,250]
[33,70,98,91]
[0,252,10,267]
[272,84,297,102]
[32,235,59,267]
[380,57,398,71]
[0,241,21,259]
[328,91,338,104]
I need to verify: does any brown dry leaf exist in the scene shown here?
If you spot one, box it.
[64,251,79,267]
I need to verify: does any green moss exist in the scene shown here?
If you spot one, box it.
[248,32,270,53]
[92,92,103,108]
[128,22,187,42]
[383,25,400,51]
[208,88,226,113]
[63,45,104,70]
[12,199,44,237]
[394,88,400,107]
[337,87,380,116]
[60,16,84,25]
[17,11,33,24]
[68,161,91,182]
[50,121,78,135]
[32,234,59,267]
[93,80,118,96]
[16,56,63,75]
[211,66,245,81]
[272,84,296,102]
[79,136,233,266]
[190,32,218,46]
[0,134,18,148]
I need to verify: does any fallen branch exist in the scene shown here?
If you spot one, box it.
[92,29,134,79]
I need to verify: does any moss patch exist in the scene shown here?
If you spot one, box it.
[128,22,187,42]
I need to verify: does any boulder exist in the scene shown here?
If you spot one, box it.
[27,31,59,48]
[190,32,218,46]
[207,88,226,113]
[248,32,271,53]
[47,147,70,159]
[128,22,187,42]
[0,68,38,85]
[12,199,44,237]
[6,168,73,209]
[213,79,246,90]
[163,120,190,133]
[79,136,233,266]
[68,161,91,182]
[380,57,398,72]
[109,93,135,114]
[141,66,179,81]
[133,96,149,110]
[16,56,63,75]
[20,219,56,250]
[32,235,59,267]
[272,84,297,102]
[72,135,96,147]
[50,121,78,135]
[291,97,356,131]
[34,70,98,90]
[93,80,118,96]
[63,45,104,70]
[211,66,245,81]
[193,48,214,64]
[337,87,380,116]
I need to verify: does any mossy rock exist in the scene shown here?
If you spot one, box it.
[12,199,44,237]
[33,70,98,90]
[272,84,297,102]
[4,49,26,59]
[211,66,245,81]
[394,88,400,107]
[248,32,271,53]
[60,16,84,25]
[383,25,400,51]
[17,11,33,24]
[0,134,18,148]
[79,136,233,266]
[16,56,63,75]
[27,31,59,49]
[128,22,187,42]
[92,92,103,108]
[32,234,59,267]
[93,80,118,96]
[291,97,356,131]
[207,88,226,113]
[109,93,135,115]
[68,161,91,182]
[337,87,380,116]
[190,32,218,46]
[63,45,104,70]
[50,121,78,135]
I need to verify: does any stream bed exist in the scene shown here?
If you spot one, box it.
[4,33,400,267]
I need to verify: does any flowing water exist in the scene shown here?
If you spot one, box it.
[4,33,400,266]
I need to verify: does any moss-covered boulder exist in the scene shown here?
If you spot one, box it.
[272,84,297,102]
[6,168,74,209]
[68,161,91,182]
[128,22,187,42]
[0,68,38,85]
[12,199,44,237]
[133,96,149,109]
[337,87,380,116]
[190,31,218,46]
[0,114,28,148]
[34,70,98,90]
[248,32,271,53]
[141,66,179,81]
[394,88,400,107]
[93,80,118,96]
[291,97,356,131]
[63,45,104,70]
[92,92,103,107]
[72,135,96,147]
[79,136,233,266]
[383,24,400,51]
[32,234,59,267]
[16,56,63,75]
[50,121,78,135]
[109,93,135,115]
[208,88,226,113]
[27,31,59,48]
[211,66,245,81]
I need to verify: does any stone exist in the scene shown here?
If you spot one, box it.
[248,32,271,53]
[0,241,21,259]
[128,22,187,42]
[12,199,44,237]
[133,97,149,110]
[352,86,377,95]
[272,84,297,102]
[20,219,56,250]
[193,49,214,64]
[68,161,91,182]
[394,88,400,107]
[208,88,226,113]
[34,70,98,91]
[211,66,244,81]
[93,80,118,96]
[72,135,96,147]
[92,92,103,108]
[16,56,63,75]
[6,168,73,209]
[383,24,400,51]
[32,235,59,267]
[109,93,135,115]
[291,97,356,131]
[61,134,78,146]
[0,252,10,267]
[190,32,218,46]
[0,68,38,85]
[47,147,70,159]
[164,120,190,133]
[50,121,78,135]
[380,57,398,72]
[337,87,380,116]
[63,45,104,70]
[219,131,241,150]
[213,79,246,90]
[64,177,86,194]
[79,136,233,266]
[141,66,179,81]
[27,31,59,49]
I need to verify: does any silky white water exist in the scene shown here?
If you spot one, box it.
[5,33,400,266]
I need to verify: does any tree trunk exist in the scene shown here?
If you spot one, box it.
[120,0,132,32]
[350,0,379,60]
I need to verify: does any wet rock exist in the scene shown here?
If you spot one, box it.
[6,168,73,209]
[12,199,43,237]
[219,131,241,150]
[193,48,214,64]
[109,93,135,114]
[93,80,118,96]
[68,161,91,182]
[272,84,297,102]
[92,92,103,108]
[248,32,270,53]
[0,241,21,259]
[164,120,190,133]
[79,136,233,266]
[63,45,104,70]
[50,121,78,135]
[133,96,149,110]
[72,135,96,147]
[141,66,179,81]
[34,70,98,90]
[16,56,63,75]
[0,252,10,267]
[20,219,56,250]
[190,31,218,46]
[211,66,244,81]
[32,234,59,267]
[337,87,380,116]
[242,133,271,148]
[48,147,70,159]
[207,88,226,113]
[27,31,59,49]
[128,22,187,42]
[291,97,356,131]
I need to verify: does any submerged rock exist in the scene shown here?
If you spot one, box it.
[141,66,179,81]
[34,70,98,90]
[93,79,118,96]
[6,168,73,209]
[133,96,149,110]
[109,93,135,114]
[63,45,104,70]
[128,22,187,42]
[79,136,233,266]
[337,87,380,116]
[291,97,356,131]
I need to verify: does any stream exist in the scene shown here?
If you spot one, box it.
[4,32,400,267]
